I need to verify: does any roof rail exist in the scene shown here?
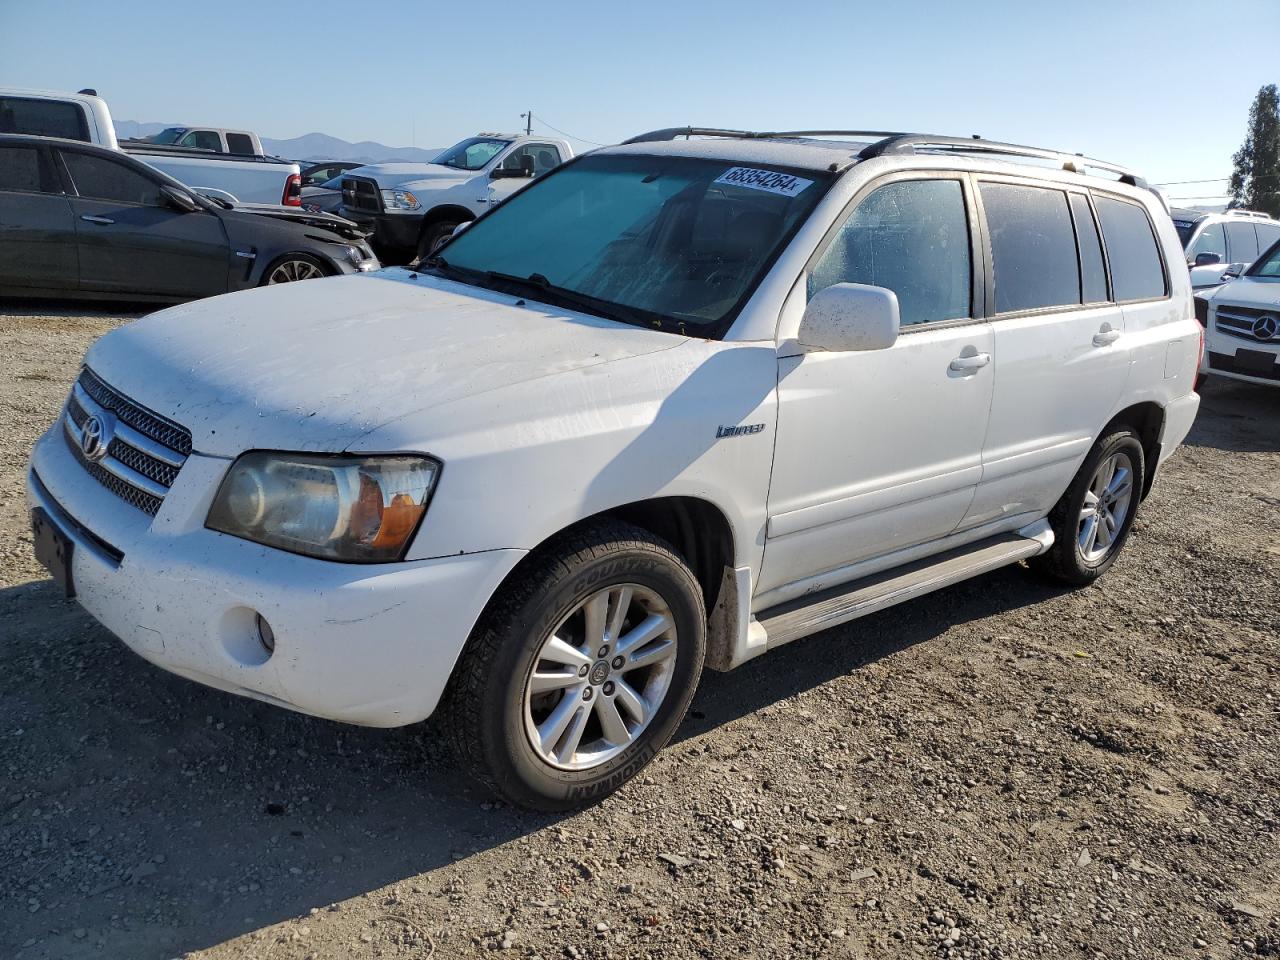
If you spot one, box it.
[858,135,1147,187]
[622,127,908,145]
[621,127,1148,189]
[1224,208,1273,220]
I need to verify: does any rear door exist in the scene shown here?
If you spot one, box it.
[963,180,1131,529]
[0,143,79,292]
[58,148,231,298]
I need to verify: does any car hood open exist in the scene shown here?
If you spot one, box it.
[83,269,685,458]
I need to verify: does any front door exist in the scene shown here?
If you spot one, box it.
[759,175,993,605]
[58,148,230,298]
[0,143,78,292]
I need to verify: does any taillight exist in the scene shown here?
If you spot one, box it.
[282,173,302,207]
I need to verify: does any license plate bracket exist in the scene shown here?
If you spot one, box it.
[1235,348,1278,374]
[31,507,75,598]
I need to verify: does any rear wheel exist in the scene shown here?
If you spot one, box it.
[442,521,706,810]
[262,253,329,285]
[1030,428,1145,587]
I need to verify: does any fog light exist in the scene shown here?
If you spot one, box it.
[256,614,276,655]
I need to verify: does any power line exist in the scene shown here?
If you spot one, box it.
[528,113,609,148]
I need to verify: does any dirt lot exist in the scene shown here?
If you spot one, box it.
[1,302,1278,960]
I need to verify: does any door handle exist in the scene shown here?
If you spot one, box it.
[949,353,991,372]
[80,215,114,225]
[1092,329,1121,347]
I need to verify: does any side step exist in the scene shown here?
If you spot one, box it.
[756,529,1051,649]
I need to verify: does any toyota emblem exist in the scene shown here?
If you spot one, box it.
[81,414,110,462]
[1251,314,1279,342]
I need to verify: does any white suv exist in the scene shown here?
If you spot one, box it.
[26,127,1201,809]
[1196,235,1280,385]
[1172,207,1280,289]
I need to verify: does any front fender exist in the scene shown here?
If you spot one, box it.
[348,339,780,575]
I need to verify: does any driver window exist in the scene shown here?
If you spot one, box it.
[501,144,562,177]
[1188,222,1226,262]
[809,179,971,326]
[180,130,223,152]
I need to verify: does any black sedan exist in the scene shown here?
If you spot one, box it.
[0,135,379,302]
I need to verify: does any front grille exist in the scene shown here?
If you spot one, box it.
[62,368,192,517]
[1215,305,1280,345]
[341,176,382,213]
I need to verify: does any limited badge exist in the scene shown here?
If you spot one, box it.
[714,167,814,198]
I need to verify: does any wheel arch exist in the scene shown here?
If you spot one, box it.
[1103,401,1164,499]
[420,204,476,231]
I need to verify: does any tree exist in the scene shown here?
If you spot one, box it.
[1228,84,1280,218]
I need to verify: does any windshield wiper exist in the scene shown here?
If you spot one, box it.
[482,271,648,327]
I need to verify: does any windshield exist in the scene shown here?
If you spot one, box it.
[1172,219,1197,247]
[150,127,188,144]
[432,137,510,171]
[430,154,830,335]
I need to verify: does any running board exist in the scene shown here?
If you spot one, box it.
[755,528,1051,650]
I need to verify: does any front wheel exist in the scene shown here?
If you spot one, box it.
[442,521,706,810]
[1030,428,1146,587]
[415,219,463,262]
[262,253,330,285]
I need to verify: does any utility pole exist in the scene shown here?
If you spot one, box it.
[520,111,532,135]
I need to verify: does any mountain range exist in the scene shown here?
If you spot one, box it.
[115,121,444,164]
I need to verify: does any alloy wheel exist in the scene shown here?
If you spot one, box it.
[1077,450,1135,563]
[267,259,326,284]
[522,584,677,771]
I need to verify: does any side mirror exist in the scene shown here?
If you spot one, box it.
[1192,252,1222,267]
[798,283,900,352]
[451,221,471,237]
[491,165,534,180]
[160,184,199,213]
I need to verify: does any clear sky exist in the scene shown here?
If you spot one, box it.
[2,0,1276,202]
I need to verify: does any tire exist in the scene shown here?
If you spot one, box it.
[1030,427,1146,587]
[261,253,330,285]
[441,520,706,811]
[415,219,463,262]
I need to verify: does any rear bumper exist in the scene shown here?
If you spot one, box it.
[26,423,525,727]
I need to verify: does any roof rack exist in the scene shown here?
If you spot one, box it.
[1223,209,1274,220]
[621,127,1147,188]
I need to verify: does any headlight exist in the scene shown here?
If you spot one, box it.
[207,453,439,562]
[380,188,420,212]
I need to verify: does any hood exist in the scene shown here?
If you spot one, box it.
[1207,273,1280,304]
[84,269,686,458]
[224,203,370,241]
[347,162,470,190]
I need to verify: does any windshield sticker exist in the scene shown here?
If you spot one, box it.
[715,167,813,198]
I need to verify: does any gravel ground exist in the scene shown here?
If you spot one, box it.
[1,302,1278,960]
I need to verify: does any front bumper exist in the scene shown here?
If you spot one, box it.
[1203,319,1280,385]
[26,424,524,727]
[338,207,423,255]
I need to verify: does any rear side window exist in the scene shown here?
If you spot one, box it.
[980,182,1079,312]
[61,151,162,206]
[810,179,971,326]
[225,132,254,155]
[1225,221,1259,263]
[1093,196,1166,301]
[0,96,90,141]
[0,145,57,194]
[1070,194,1109,304]
[1256,223,1280,259]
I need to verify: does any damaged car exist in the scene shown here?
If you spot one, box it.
[0,134,378,302]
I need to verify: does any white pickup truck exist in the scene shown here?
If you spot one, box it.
[0,88,301,206]
[337,133,574,260]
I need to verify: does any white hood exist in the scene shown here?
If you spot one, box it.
[84,270,685,458]
[349,162,471,191]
